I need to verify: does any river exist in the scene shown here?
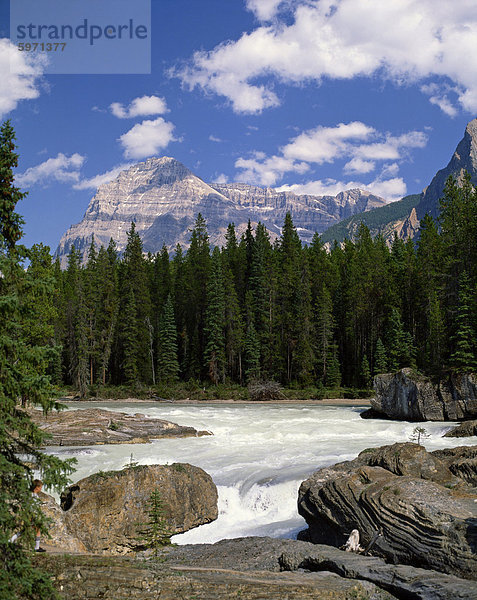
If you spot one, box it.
[49,401,476,544]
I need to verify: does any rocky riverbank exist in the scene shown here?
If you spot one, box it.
[31,408,211,445]
[37,536,477,599]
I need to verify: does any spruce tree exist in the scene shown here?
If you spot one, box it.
[157,295,179,382]
[0,120,75,599]
[361,354,372,388]
[449,272,477,373]
[374,338,388,375]
[204,247,225,384]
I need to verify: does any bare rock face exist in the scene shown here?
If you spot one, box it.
[37,492,87,553]
[371,368,477,421]
[59,463,218,555]
[432,446,477,486]
[31,407,211,446]
[298,443,477,579]
[55,156,386,266]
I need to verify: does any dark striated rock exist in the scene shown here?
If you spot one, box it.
[59,463,218,555]
[371,368,477,421]
[432,446,477,487]
[444,420,477,438]
[298,443,477,579]
[31,407,210,446]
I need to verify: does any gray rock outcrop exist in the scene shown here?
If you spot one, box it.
[55,156,386,266]
[39,537,477,599]
[31,407,210,446]
[58,463,218,554]
[298,442,477,579]
[444,420,477,438]
[370,368,477,421]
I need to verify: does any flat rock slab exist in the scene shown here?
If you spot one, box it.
[37,553,396,600]
[163,537,477,600]
[31,408,211,445]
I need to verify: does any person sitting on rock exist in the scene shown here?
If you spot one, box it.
[31,479,46,552]
[9,479,46,552]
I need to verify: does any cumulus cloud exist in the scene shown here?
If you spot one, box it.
[278,173,407,202]
[343,157,375,175]
[235,121,427,190]
[235,153,309,186]
[176,0,477,114]
[420,83,459,118]
[209,135,223,142]
[15,153,85,187]
[73,163,134,190]
[0,38,45,118]
[119,118,177,159]
[213,173,229,183]
[245,0,287,21]
[110,95,168,119]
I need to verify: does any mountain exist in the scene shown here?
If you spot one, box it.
[55,157,386,265]
[323,118,477,245]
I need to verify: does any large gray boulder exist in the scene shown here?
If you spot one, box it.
[371,368,477,421]
[298,443,477,579]
[59,463,218,555]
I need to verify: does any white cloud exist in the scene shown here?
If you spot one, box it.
[235,152,309,186]
[282,121,375,163]
[420,83,459,117]
[110,95,168,119]
[15,153,85,187]
[278,174,407,202]
[209,135,223,142]
[235,121,427,188]
[73,163,134,190]
[0,38,46,118]
[177,0,477,114]
[344,157,375,174]
[119,118,177,159]
[213,173,229,183]
[245,0,287,21]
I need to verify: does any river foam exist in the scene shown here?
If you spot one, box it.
[49,402,477,544]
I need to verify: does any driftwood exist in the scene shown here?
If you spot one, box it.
[248,380,285,401]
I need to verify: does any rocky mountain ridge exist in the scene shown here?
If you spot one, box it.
[55,157,386,265]
[323,117,477,244]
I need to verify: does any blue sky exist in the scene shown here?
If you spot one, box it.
[1,0,476,251]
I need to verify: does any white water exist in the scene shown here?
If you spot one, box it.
[48,402,477,545]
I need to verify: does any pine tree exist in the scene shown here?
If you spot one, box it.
[449,271,477,373]
[374,338,388,375]
[204,247,225,384]
[0,120,75,599]
[361,354,372,388]
[244,320,260,381]
[386,308,416,371]
[157,295,179,382]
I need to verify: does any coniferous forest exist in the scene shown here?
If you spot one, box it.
[29,173,477,397]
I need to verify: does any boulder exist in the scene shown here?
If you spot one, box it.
[371,368,477,421]
[37,492,86,553]
[60,463,218,555]
[432,446,477,487]
[298,443,477,579]
[32,408,211,446]
[444,420,477,438]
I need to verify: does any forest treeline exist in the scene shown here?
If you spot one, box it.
[27,175,477,395]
